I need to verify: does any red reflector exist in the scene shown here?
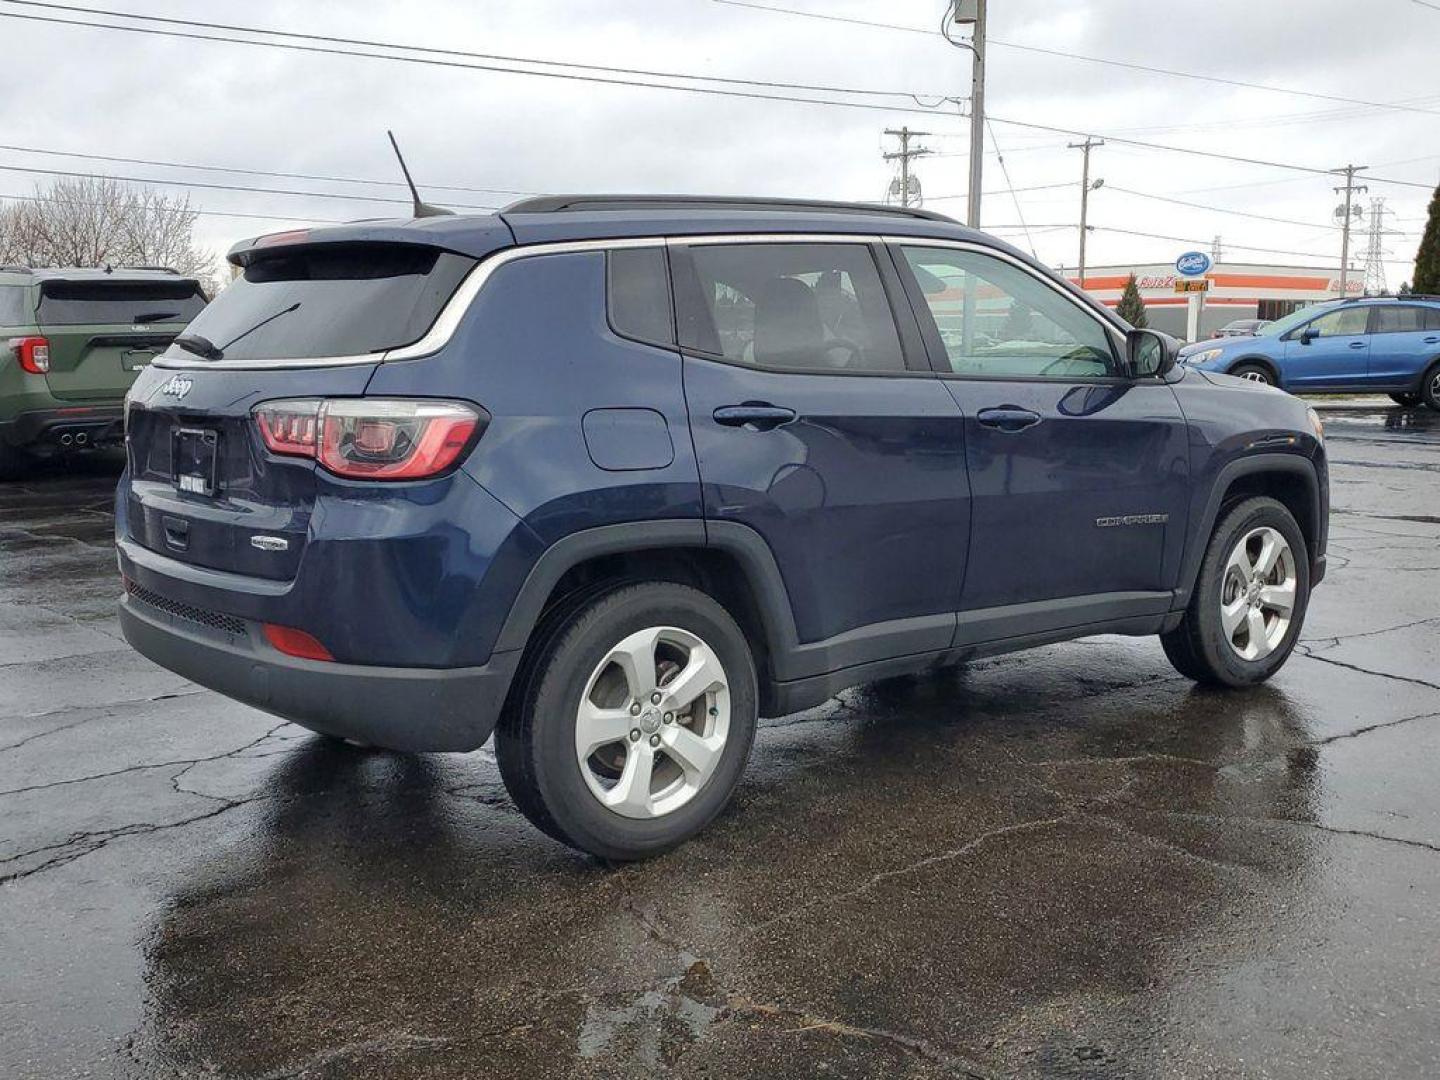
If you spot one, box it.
[262,623,334,661]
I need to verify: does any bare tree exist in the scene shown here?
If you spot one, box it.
[0,176,217,290]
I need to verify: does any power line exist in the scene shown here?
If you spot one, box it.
[0,189,340,223]
[1102,185,1334,229]
[0,142,536,197]
[0,161,501,209]
[1090,225,1341,261]
[5,0,1434,191]
[711,0,1440,118]
[0,1,964,114]
[984,119,1037,258]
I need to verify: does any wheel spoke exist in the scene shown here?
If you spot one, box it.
[1246,605,1270,657]
[609,627,661,700]
[1259,580,1296,616]
[660,646,726,712]
[662,724,724,784]
[1253,531,1284,577]
[1225,543,1254,583]
[604,744,655,815]
[1221,595,1249,636]
[575,700,634,758]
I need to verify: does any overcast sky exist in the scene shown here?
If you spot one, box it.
[1,0,1436,284]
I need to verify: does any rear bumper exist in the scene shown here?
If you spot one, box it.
[119,591,520,752]
[0,404,124,450]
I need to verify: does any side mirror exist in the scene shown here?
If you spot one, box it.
[1127,328,1178,378]
[1298,327,1319,345]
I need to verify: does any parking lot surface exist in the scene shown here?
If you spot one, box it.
[2,402,1438,1079]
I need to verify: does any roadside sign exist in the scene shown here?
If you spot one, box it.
[1175,278,1210,293]
[1175,251,1212,277]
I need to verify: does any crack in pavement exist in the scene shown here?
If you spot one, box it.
[0,689,206,746]
[0,722,293,799]
[1300,615,1440,649]
[1296,647,1440,693]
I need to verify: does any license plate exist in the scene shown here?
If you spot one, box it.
[172,428,219,496]
[122,349,155,372]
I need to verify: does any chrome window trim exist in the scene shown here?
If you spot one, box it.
[149,232,895,372]
[884,235,1128,356]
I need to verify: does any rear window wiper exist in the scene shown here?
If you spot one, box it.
[172,333,224,361]
[133,310,180,323]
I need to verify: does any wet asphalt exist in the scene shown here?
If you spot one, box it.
[1,403,1438,1080]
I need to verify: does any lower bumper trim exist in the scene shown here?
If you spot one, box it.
[120,597,519,752]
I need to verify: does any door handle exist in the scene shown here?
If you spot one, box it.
[1425,336,1439,344]
[713,403,797,431]
[976,406,1042,432]
[1348,341,1367,349]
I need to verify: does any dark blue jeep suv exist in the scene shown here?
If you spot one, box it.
[117,196,1329,859]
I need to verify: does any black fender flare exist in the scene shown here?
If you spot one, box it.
[1173,452,1322,609]
[490,518,801,672]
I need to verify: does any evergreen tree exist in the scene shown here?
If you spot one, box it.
[1413,183,1440,295]
[1116,273,1148,327]
[1001,301,1035,341]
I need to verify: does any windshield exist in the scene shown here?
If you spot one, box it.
[165,244,475,361]
[36,279,206,326]
[1262,305,1330,338]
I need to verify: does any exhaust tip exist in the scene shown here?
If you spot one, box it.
[74,432,89,446]
[59,433,73,446]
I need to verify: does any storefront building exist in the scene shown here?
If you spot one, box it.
[1072,262,1362,339]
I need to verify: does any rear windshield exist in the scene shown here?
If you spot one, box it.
[167,244,475,362]
[37,279,207,326]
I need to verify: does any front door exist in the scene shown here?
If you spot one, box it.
[671,239,970,670]
[891,241,1190,635]
[1281,304,1371,390]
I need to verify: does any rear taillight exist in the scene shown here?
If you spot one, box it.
[9,336,49,374]
[253,398,483,480]
[262,623,334,662]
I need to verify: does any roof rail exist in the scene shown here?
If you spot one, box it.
[501,194,957,223]
[0,265,34,274]
[116,265,180,274]
[1338,292,1440,304]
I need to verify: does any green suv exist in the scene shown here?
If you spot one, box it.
[0,267,207,477]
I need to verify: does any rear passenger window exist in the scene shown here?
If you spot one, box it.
[677,243,905,373]
[1425,307,1440,331]
[606,247,674,347]
[1373,306,1427,333]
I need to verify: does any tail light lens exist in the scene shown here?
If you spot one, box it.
[254,398,483,480]
[262,622,334,662]
[10,336,50,374]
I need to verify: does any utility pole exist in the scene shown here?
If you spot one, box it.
[1333,164,1368,297]
[1211,235,1224,264]
[1362,197,1388,296]
[1068,136,1104,288]
[942,1,986,227]
[883,127,932,208]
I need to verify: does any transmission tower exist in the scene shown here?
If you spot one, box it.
[1362,197,1388,296]
[883,127,932,208]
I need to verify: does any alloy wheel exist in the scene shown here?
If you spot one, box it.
[1219,526,1297,661]
[574,626,731,819]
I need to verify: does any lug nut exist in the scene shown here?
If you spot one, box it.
[663,712,673,724]
[630,702,642,716]
[649,734,661,747]
[709,707,719,717]
[650,692,662,705]
[630,729,641,741]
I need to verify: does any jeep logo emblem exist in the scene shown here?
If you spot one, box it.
[159,375,193,399]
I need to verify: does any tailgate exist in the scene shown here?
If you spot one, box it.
[124,363,378,580]
[36,277,206,401]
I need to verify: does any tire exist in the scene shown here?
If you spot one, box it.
[1389,392,1421,407]
[1161,496,1310,687]
[495,581,758,860]
[1229,363,1274,386]
[1422,362,1440,412]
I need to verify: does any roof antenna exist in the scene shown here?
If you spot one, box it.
[387,130,453,218]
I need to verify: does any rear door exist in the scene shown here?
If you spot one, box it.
[124,241,475,579]
[892,241,1189,631]
[1367,304,1440,388]
[672,237,970,668]
[1280,305,1370,389]
[36,277,207,400]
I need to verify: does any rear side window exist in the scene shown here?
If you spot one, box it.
[168,244,474,361]
[607,247,674,347]
[36,279,206,326]
[1374,305,1440,333]
[677,242,905,373]
[0,285,30,327]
